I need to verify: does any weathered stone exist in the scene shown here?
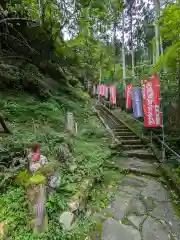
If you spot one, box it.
[121,176,147,188]
[103,192,132,221]
[92,212,107,223]
[27,184,47,233]
[141,179,169,202]
[151,202,180,239]
[102,218,141,240]
[128,215,146,229]
[57,143,73,162]
[69,163,77,172]
[65,112,75,135]
[142,217,171,240]
[128,175,150,184]
[59,211,75,230]
[144,198,156,212]
[119,185,141,196]
[122,149,154,159]
[48,174,61,188]
[127,198,146,215]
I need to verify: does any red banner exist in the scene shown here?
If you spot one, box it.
[101,85,106,97]
[125,84,132,109]
[142,74,161,128]
[110,85,116,104]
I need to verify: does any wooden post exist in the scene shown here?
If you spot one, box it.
[0,114,11,133]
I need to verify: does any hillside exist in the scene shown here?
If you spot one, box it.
[0,90,113,239]
[0,2,114,238]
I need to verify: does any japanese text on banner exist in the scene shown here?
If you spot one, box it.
[142,74,161,128]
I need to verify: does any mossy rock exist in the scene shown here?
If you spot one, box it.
[14,170,31,187]
[15,170,45,187]
[28,174,46,185]
[14,162,59,187]
[37,162,59,175]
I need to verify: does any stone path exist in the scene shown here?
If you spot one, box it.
[93,174,180,240]
[94,105,180,240]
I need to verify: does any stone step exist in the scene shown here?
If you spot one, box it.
[115,130,130,133]
[108,157,161,177]
[121,139,142,145]
[122,145,147,150]
[115,132,136,136]
[114,129,131,133]
[114,127,129,131]
[119,149,155,159]
[119,135,139,140]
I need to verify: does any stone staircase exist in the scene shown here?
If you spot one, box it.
[93,105,180,240]
[108,121,161,177]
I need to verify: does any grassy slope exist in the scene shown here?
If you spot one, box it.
[0,91,112,239]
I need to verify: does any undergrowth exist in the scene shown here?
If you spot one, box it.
[0,91,112,239]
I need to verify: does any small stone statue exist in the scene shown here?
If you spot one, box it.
[27,142,60,189]
[27,142,48,173]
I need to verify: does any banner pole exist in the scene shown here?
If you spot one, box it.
[150,130,153,146]
[158,75,165,162]
[160,107,165,161]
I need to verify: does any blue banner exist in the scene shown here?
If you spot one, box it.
[132,87,143,118]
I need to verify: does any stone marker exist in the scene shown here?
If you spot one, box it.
[48,174,61,188]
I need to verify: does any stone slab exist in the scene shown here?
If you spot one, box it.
[121,176,148,188]
[103,192,132,221]
[151,201,180,239]
[118,185,141,196]
[114,157,160,176]
[142,217,171,240]
[121,149,155,159]
[102,218,141,240]
[127,198,146,216]
[128,215,146,229]
[141,179,169,202]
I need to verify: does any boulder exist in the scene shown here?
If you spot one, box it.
[59,211,75,230]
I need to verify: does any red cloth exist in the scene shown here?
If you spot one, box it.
[33,150,40,161]
[142,74,161,127]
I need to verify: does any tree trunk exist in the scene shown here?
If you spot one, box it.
[0,114,11,133]
[177,60,180,125]
[121,11,126,89]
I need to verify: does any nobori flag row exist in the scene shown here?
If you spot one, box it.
[93,73,162,128]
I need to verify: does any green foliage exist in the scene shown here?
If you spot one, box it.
[0,187,30,237]
[15,170,46,187]
[88,168,124,211]
[155,3,180,71]
[0,92,65,155]
[0,91,112,239]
